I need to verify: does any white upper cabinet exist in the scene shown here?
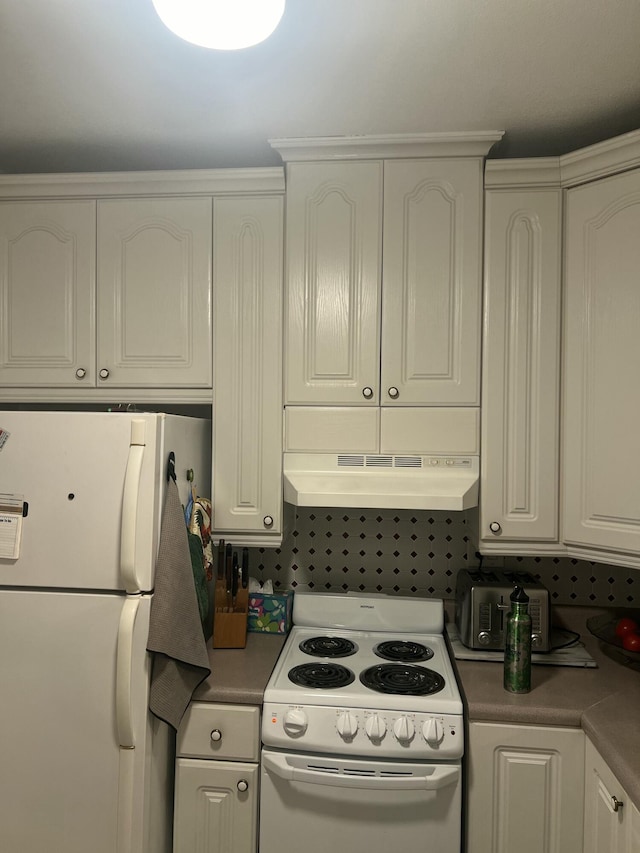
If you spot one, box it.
[274,135,501,409]
[0,196,211,389]
[211,195,285,544]
[481,174,562,547]
[0,167,284,399]
[283,160,383,404]
[480,130,640,568]
[381,159,484,405]
[0,200,96,386]
[563,166,640,561]
[97,197,212,387]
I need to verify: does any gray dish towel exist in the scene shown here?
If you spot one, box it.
[147,477,211,731]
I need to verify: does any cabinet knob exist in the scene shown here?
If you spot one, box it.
[362,386,374,400]
[263,515,274,528]
[489,522,502,534]
[75,368,87,380]
[98,368,110,380]
[237,779,249,793]
[210,729,222,742]
[387,386,399,399]
[611,796,624,812]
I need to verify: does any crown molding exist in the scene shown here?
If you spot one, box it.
[0,167,285,199]
[269,132,505,162]
[484,158,561,189]
[559,129,640,187]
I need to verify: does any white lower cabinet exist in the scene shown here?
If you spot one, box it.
[466,722,584,853]
[173,702,260,853]
[584,739,640,853]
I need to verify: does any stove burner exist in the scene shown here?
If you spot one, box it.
[374,640,434,663]
[288,662,355,689]
[299,636,357,658]
[359,664,445,696]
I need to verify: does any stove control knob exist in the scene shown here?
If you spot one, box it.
[365,714,387,741]
[422,717,445,747]
[393,716,415,744]
[283,708,308,737]
[336,711,358,739]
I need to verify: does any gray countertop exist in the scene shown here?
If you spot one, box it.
[450,605,640,809]
[193,632,285,705]
[190,606,640,810]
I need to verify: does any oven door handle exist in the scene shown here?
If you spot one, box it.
[263,753,459,791]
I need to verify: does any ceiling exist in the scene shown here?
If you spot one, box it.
[1,0,639,174]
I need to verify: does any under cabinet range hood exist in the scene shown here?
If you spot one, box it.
[283,453,479,511]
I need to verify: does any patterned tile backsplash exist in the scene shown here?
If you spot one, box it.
[250,508,638,607]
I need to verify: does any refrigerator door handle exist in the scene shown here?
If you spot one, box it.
[116,595,140,749]
[120,419,146,594]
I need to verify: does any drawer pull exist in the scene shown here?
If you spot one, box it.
[237,779,249,793]
[210,729,222,742]
[611,796,624,812]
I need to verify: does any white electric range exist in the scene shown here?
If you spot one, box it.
[260,590,464,853]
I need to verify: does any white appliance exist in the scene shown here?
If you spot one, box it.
[0,410,211,853]
[283,453,479,511]
[260,591,464,853]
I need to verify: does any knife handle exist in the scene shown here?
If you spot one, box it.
[232,551,239,605]
[217,539,225,580]
[241,547,249,589]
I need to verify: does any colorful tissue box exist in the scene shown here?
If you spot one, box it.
[247,590,293,634]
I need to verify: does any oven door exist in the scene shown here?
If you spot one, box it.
[260,748,461,853]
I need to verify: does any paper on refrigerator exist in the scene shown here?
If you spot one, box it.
[0,494,24,559]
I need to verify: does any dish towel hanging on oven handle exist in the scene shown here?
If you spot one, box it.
[147,474,211,731]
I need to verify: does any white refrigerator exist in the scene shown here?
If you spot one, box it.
[0,410,211,853]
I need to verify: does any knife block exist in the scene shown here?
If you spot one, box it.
[212,580,248,648]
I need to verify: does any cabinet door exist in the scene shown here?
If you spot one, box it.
[173,758,258,853]
[563,169,640,558]
[480,189,562,544]
[630,801,640,853]
[467,722,584,853]
[212,196,284,540]
[584,740,629,853]
[0,200,95,386]
[284,161,383,405]
[97,197,212,387]
[381,159,483,405]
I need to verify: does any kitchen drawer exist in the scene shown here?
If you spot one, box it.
[176,702,261,762]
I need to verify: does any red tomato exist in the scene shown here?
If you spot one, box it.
[615,617,639,638]
[622,632,640,652]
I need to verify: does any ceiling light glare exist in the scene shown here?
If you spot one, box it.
[152,0,286,50]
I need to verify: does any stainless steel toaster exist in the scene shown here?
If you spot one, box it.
[455,569,551,652]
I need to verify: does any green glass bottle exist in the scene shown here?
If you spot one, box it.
[503,585,532,694]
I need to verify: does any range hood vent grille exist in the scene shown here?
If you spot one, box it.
[337,454,423,469]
